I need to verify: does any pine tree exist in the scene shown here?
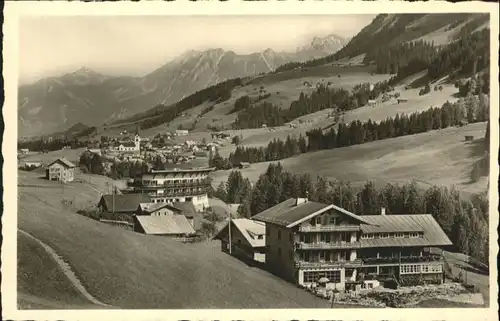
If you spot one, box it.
[214,182,228,203]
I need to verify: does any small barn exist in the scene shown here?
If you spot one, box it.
[98,193,152,216]
[212,218,266,263]
[464,135,474,142]
[397,98,408,104]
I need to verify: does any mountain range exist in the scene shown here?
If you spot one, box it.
[18,34,349,137]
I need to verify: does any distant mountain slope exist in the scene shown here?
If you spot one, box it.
[18,34,348,137]
[280,13,490,70]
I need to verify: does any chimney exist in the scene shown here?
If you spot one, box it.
[296,198,307,206]
[380,207,386,215]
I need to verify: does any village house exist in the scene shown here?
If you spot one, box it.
[213,218,266,263]
[252,197,452,291]
[97,193,152,217]
[86,148,102,156]
[46,158,76,182]
[128,165,215,212]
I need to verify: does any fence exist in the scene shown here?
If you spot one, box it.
[99,219,134,230]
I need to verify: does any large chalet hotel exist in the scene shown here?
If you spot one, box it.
[233,197,453,289]
[127,165,214,212]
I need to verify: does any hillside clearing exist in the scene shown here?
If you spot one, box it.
[211,122,488,196]
[17,233,100,309]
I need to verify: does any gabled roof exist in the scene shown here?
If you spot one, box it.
[213,218,266,248]
[48,158,76,168]
[252,198,372,228]
[138,202,176,214]
[359,214,452,248]
[135,215,196,235]
[99,193,151,213]
[170,202,197,217]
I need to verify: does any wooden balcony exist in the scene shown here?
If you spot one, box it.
[361,254,443,265]
[296,241,361,250]
[298,225,362,233]
[295,259,363,269]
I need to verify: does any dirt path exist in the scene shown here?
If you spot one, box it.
[18,229,116,309]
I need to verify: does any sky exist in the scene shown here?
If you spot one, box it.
[19,15,376,84]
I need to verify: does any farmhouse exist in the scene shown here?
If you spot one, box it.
[136,201,199,229]
[397,98,408,104]
[213,218,266,263]
[46,158,76,182]
[252,197,452,290]
[235,161,251,169]
[97,193,152,216]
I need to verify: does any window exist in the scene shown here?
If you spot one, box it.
[409,232,419,238]
[361,233,374,239]
[278,230,282,240]
[395,233,404,238]
[258,235,263,240]
[329,216,337,225]
[315,217,322,225]
[400,264,422,274]
[303,270,341,284]
[379,233,389,239]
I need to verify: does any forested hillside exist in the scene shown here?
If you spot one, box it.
[214,163,489,265]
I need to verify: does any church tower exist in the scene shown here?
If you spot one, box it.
[134,124,141,152]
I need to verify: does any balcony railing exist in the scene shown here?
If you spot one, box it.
[361,255,443,265]
[296,241,361,250]
[298,225,362,232]
[128,179,211,189]
[147,188,209,198]
[295,259,363,269]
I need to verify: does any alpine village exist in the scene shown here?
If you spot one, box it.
[17,13,491,309]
